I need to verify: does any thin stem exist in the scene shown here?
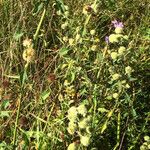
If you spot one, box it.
[113,110,121,150]
[33,8,46,40]
[12,96,21,149]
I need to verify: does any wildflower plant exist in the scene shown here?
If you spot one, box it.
[56,2,144,147]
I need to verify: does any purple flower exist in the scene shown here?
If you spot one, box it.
[105,36,109,44]
[112,20,124,28]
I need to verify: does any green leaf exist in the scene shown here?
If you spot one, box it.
[101,120,108,134]
[32,2,44,16]
[132,108,137,117]
[129,77,137,81]
[0,111,11,117]
[40,90,51,101]
[70,71,76,83]
[98,107,108,113]
[1,100,10,109]
[13,31,24,41]
[59,47,69,56]
[20,70,28,87]
[22,132,29,147]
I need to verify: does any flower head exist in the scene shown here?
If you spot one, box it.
[67,106,78,122]
[112,20,124,28]
[109,34,119,43]
[80,135,91,147]
[22,47,35,63]
[69,38,74,46]
[90,29,96,36]
[61,21,68,29]
[110,52,118,60]
[91,45,97,51]
[23,38,32,48]
[125,66,132,75]
[112,73,120,81]
[77,104,87,117]
[105,36,109,44]
[115,27,123,34]
[118,46,126,55]
[113,93,119,99]
[67,121,77,135]
[67,142,77,150]
[75,34,80,42]
[63,36,68,42]
[78,118,88,129]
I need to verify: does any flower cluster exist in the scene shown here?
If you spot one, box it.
[22,38,35,66]
[104,20,134,102]
[140,136,150,150]
[104,20,130,61]
[112,20,124,34]
[67,142,77,150]
[105,20,128,44]
[63,80,76,99]
[67,104,92,148]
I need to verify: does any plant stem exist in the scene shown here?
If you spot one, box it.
[12,96,21,149]
[33,8,46,40]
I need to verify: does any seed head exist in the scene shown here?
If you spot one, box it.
[112,73,120,81]
[22,47,35,63]
[77,104,87,117]
[80,135,90,147]
[67,106,78,122]
[67,142,77,150]
[90,30,96,36]
[23,38,32,48]
[110,52,118,60]
[113,93,119,99]
[115,27,123,34]
[118,46,126,55]
[125,66,132,75]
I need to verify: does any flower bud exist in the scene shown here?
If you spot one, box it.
[118,46,126,55]
[61,22,68,29]
[23,39,32,47]
[113,93,119,99]
[115,27,123,34]
[77,104,87,117]
[67,106,78,122]
[67,142,77,150]
[90,30,96,36]
[67,121,77,135]
[110,52,118,60]
[69,38,74,46]
[109,34,119,43]
[91,45,97,51]
[75,34,80,42]
[22,47,35,63]
[80,135,90,147]
[125,66,132,75]
[64,5,69,11]
[112,73,120,81]
[78,118,88,129]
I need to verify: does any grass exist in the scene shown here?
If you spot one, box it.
[0,0,150,150]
